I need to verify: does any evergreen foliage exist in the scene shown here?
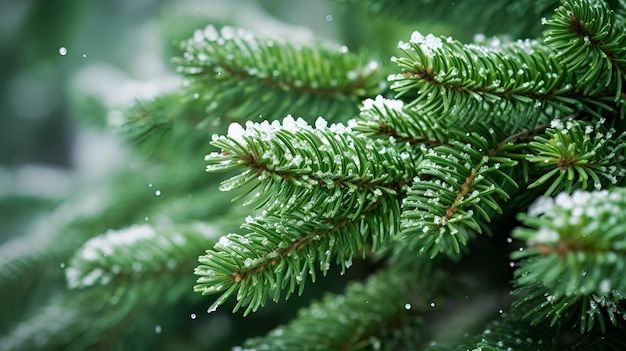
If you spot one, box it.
[333,0,560,38]
[173,25,383,125]
[2,0,626,350]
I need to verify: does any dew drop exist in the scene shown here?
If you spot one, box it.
[404,303,411,310]
[190,313,197,320]
[60,262,65,268]
[148,183,153,188]
[325,14,333,21]
[144,216,149,221]
[154,325,162,334]
[82,54,87,58]
[59,47,67,56]
[155,190,161,196]
[430,302,436,308]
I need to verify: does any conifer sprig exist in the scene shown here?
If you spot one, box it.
[0,292,127,351]
[196,116,417,315]
[121,92,209,157]
[7,0,626,350]
[543,0,626,98]
[194,195,401,316]
[526,118,626,195]
[241,263,437,351]
[0,222,217,351]
[65,223,218,290]
[400,127,518,258]
[512,188,626,332]
[174,25,384,124]
[353,95,451,145]
[391,33,577,130]
[204,115,418,214]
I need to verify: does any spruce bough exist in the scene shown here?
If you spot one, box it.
[1,0,625,350]
[195,0,626,349]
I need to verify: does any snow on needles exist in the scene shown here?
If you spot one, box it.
[65,225,156,289]
[220,114,354,147]
[525,189,620,245]
[398,31,443,56]
[362,95,404,113]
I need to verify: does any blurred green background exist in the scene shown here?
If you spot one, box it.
[0,0,341,168]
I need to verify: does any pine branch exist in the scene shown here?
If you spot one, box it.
[194,195,400,316]
[0,184,117,288]
[0,292,113,351]
[65,223,218,290]
[526,118,626,195]
[0,161,235,349]
[0,223,218,351]
[400,126,519,258]
[0,285,180,351]
[543,0,626,99]
[174,25,384,124]
[391,34,580,131]
[390,9,626,130]
[10,0,626,349]
[194,115,426,315]
[0,158,222,292]
[353,95,451,145]
[511,188,626,333]
[120,92,210,158]
[240,263,439,351]
[204,116,417,212]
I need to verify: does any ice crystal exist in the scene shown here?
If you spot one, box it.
[362,95,404,112]
[227,122,247,144]
[405,31,443,56]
